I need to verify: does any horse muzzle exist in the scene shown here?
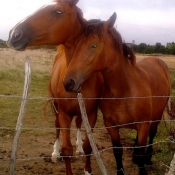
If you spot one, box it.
[7,27,31,51]
[63,78,82,93]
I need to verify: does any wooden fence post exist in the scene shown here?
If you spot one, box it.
[77,93,108,175]
[166,153,175,175]
[10,56,31,175]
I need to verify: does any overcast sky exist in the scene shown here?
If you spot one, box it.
[0,0,175,45]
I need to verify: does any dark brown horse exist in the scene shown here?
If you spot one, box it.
[7,0,103,175]
[63,12,171,175]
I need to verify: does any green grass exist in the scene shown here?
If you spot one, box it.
[0,67,175,174]
[170,70,175,96]
[0,68,53,129]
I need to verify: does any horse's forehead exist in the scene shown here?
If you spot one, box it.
[41,2,61,9]
[42,2,58,8]
[76,34,98,48]
[41,1,70,10]
[84,33,102,42]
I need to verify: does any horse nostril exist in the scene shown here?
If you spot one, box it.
[65,79,76,92]
[13,30,22,40]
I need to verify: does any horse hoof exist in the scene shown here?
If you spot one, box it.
[51,153,63,163]
[84,169,91,175]
[51,156,57,163]
[145,159,153,165]
[117,169,125,175]
[75,150,84,157]
[144,156,153,165]
[132,156,138,164]
[139,168,148,175]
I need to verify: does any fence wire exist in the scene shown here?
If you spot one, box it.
[1,94,175,175]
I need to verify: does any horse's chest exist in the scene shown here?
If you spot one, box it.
[100,99,129,120]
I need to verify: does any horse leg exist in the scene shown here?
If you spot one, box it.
[75,116,84,155]
[104,120,124,175]
[59,111,73,175]
[133,124,150,175]
[132,133,138,162]
[145,122,159,165]
[51,114,62,162]
[83,111,97,175]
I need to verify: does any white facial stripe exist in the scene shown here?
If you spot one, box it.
[41,2,58,8]
[10,2,58,39]
[18,2,58,25]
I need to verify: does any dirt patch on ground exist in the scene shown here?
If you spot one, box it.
[0,120,142,175]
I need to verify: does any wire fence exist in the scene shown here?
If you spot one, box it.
[0,98,175,174]
[1,58,175,175]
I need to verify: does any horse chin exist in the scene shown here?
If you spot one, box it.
[76,85,82,93]
[14,43,28,51]
[7,38,30,51]
[71,84,82,93]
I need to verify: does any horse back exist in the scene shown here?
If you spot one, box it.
[136,57,170,118]
[136,57,170,95]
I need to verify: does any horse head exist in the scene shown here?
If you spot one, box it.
[63,12,117,92]
[7,0,84,50]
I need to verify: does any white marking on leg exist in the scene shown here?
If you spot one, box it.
[84,169,91,175]
[76,129,84,154]
[51,139,61,162]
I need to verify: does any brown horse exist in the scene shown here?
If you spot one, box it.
[7,0,103,175]
[63,13,171,175]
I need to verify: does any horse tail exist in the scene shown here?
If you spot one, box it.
[43,98,59,119]
[43,79,59,118]
[168,96,171,112]
[43,100,51,119]
[166,67,172,118]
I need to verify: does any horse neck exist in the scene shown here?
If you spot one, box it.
[63,43,76,65]
[64,15,84,65]
[102,51,135,97]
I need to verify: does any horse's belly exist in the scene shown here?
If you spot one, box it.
[99,97,153,129]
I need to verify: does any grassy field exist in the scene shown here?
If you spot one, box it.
[0,48,175,175]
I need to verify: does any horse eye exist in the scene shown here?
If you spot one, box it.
[91,45,97,48]
[56,10,62,14]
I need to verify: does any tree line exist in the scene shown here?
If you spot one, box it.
[131,42,175,55]
[1,38,175,54]
[0,39,7,48]
[0,39,57,50]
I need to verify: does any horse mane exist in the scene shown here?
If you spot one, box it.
[76,7,85,25]
[122,43,136,65]
[82,21,136,65]
[54,45,65,65]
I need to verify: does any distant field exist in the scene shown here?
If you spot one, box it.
[0,48,55,72]
[0,48,175,175]
[1,48,175,70]
[136,53,175,70]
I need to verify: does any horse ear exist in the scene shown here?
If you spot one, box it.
[104,12,117,31]
[69,0,79,6]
